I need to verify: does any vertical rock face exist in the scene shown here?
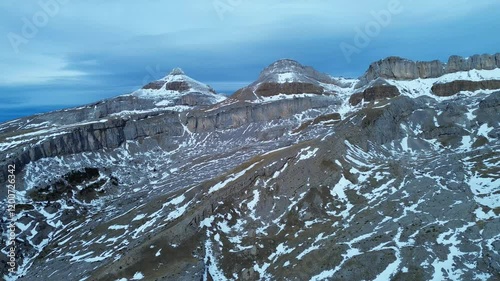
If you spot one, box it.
[445,54,499,72]
[358,57,444,86]
[470,54,497,70]
[357,53,500,88]
[431,80,500,96]
[446,55,469,72]
[371,57,420,80]
[417,60,446,78]
[183,96,338,133]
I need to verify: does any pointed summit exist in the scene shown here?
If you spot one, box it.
[169,67,185,76]
[133,67,226,107]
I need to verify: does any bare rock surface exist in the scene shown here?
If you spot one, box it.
[357,53,500,88]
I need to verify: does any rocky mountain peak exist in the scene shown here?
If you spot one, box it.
[230,59,344,101]
[254,59,336,86]
[140,68,208,92]
[260,59,307,75]
[168,67,185,76]
[133,68,226,107]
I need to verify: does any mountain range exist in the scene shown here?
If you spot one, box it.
[1,53,499,281]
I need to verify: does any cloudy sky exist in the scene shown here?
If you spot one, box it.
[0,0,499,122]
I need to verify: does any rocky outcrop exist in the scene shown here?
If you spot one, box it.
[447,54,499,72]
[346,96,418,144]
[232,82,328,100]
[184,96,339,132]
[417,60,446,78]
[431,80,500,96]
[133,68,225,105]
[0,111,183,184]
[143,68,214,93]
[258,59,336,84]
[477,91,500,139]
[231,59,341,101]
[178,93,221,106]
[349,84,400,106]
[359,57,444,83]
[0,95,163,132]
[142,81,167,90]
[357,53,500,88]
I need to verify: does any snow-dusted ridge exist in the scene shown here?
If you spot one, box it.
[132,68,227,107]
[387,68,500,98]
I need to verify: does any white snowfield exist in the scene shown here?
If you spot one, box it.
[386,68,500,98]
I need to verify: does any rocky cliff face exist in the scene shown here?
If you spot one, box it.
[0,68,226,185]
[357,53,500,88]
[234,82,327,99]
[1,54,499,281]
[183,96,341,133]
[0,111,184,184]
[350,81,400,105]
[431,80,500,96]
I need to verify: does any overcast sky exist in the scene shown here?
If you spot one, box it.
[1,0,499,122]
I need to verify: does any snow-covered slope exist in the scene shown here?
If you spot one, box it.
[349,67,500,108]
[132,67,227,109]
[388,68,500,98]
[1,53,499,281]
